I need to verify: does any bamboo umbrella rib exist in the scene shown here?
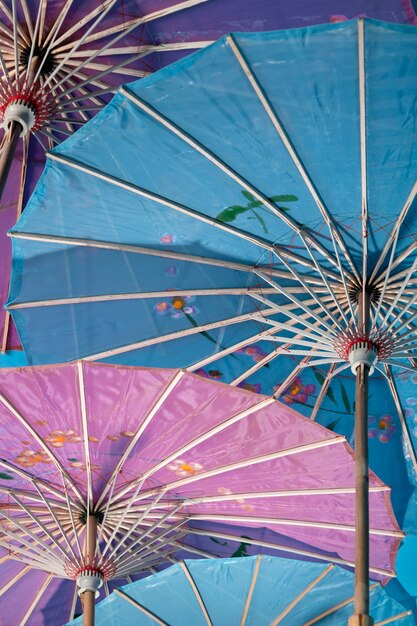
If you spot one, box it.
[61,58,149,78]
[0,459,81,508]
[45,151,300,259]
[9,493,71,562]
[108,396,276,505]
[99,484,163,564]
[42,0,119,90]
[0,507,69,564]
[270,564,334,626]
[115,437,346,506]
[380,257,417,327]
[187,326,283,373]
[54,50,151,98]
[96,370,185,508]
[8,228,344,283]
[0,565,31,597]
[384,364,417,475]
[11,0,19,79]
[0,529,64,573]
[20,574,53,626]
[249,287,336,338]
[226,33,359,283]
[120,86,348,279]
[114,588,168,625]
[53,0,210,51]
[187,514,403,537]
[80,307,280,362]
[38,0,48,46]
[0,393,84,504]
[111,514,187,571]
[54,41,212,59]
[186,529,396,578]
[172,540,217,560]
[375,612,413,625]
[239,554,262,626]
[370,178,417,283]
[358,18,368,326]
[310,364,337,421]
[180,560,213,625]
[76,362,93,513]
[374,242,417,285]
[303,583,380,625]
[7,287,284,309]
[23,0,44,89]
[266,248,347,333]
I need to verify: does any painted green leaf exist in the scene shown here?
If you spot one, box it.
[216,205,247,222]
[313,369,325,385]
[210,537,227,546]
[231,537,252,558]
[0,472,14,480]
[242,190,257,203]
[68,458,79,462]
[251,209,268,234]
[269,195,298,202]
[326,419,340,432]
[326,386,337,405]
[340,382,351,414]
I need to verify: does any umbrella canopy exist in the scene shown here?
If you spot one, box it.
[8,17,417,622]
[7,14,417,527]
[0,361,402,624]
[0,0,416,354]
[66,555,415,626]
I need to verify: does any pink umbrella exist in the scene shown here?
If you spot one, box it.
[0,361,402,624]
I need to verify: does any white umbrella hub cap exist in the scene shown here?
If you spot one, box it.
[76,566,104,599]
[0,86,56,134]
[333,330,395,375]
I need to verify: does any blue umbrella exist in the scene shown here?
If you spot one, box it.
[7,18,417,622]
[66,555,415,625]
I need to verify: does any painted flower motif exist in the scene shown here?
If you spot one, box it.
[217,487,254,512]
[368,414,396,443]
[195,368,223,380]
[168,459,203,476]
[44,430,82,448]
[88,436,99,443]
[165,266,179,277]
[120,431,135,438]
[154,296,198,320]
[107,435,120,441]
[406,397,417,406]
[330,13,367,23]
[15,450,52,467]
[274,376,316,405]
[237,381,262,394]
[68,460,100,470]
[237,345,268,363]
[160,233,175,245]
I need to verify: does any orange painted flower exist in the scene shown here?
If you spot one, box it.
[168,459,203,476]
[15,450,52,467]
[45,429,82,448]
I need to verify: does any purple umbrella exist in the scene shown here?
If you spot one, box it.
[0,0,415,353]
[0,361,402,624]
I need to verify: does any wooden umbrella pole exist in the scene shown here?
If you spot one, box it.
[82,514,97,626]
[349,291,373,626]
[0,120,22,202]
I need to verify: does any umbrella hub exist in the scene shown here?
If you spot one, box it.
[0,86,56,134]
[347,339,378,375]
[333,330,395,374]
[76,566,104,599]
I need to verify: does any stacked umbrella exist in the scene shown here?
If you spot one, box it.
[2,5,417,626]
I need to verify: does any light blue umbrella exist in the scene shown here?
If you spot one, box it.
[66,555,414,625]
[7,18,417,622]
